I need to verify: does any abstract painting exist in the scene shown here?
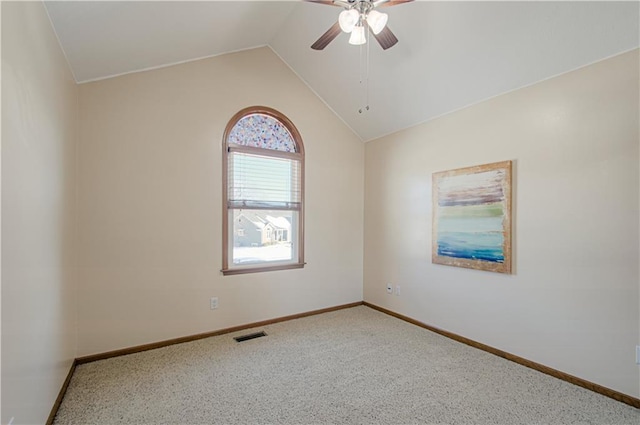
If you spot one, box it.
[432,161,512,273]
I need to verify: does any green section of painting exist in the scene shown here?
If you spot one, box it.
[438,202,504,218]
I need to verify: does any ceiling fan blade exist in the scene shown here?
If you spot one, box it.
[311,22,342,50]
[303,0,349,7]
[373,26,398,50]
[376,0,414,9]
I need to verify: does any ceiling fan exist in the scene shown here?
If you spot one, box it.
[305,0,413,50]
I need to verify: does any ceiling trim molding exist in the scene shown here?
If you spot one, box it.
[77,44,270,84]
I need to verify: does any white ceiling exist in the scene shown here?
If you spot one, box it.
[45,1,639,141]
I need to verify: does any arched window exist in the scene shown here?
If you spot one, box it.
[222,106,305,275]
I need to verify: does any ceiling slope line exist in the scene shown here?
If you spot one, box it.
[365,46,640,144]
[75,44,271,84]
[267,45,364,143]
[43,2,79,83]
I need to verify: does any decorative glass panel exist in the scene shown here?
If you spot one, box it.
[228,114,296,152]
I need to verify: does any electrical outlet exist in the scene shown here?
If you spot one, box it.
[636,345,640,365]
[395,285,401,296]
[210,297,218,310]
[386,284,393,294]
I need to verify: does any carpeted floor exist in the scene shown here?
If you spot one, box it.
[54,306,639,424]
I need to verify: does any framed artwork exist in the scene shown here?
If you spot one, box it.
[432,160,512,274]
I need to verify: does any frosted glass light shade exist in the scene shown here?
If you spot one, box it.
[367,10,388,34]
[339,9,359,33]
[349,25,366,45]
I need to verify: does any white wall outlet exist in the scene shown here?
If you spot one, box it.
[386,284,393,294]
[210,297,218,310]
[395,285,401,296]
[636,345,640,365]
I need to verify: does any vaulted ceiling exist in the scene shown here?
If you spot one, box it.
[44,1,639,141]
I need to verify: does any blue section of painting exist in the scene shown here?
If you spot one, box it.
[437,231,504,263]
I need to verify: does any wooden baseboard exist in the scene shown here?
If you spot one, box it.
[76,301,363,364]
[46,359,77,425]
[47,301,363,422]
[50,299,637,423]
[363,301,640,409]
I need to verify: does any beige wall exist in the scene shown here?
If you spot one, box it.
[364,49,640,398]
[1,2,79,424]
[77,47,364,356]
[3,2,637,416]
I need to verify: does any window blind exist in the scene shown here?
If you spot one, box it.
[228,151,301,210]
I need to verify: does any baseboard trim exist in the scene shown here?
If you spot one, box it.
[50,299,638,423]
[47,301,363,422]
[363,301,640,409]
[46,359,77,425]
[76,301,363,365]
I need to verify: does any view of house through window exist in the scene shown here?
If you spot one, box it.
[232,209,296,264]
[222,106,305,275]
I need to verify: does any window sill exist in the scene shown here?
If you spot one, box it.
[221,262,305,276]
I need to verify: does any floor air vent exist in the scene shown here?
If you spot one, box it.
[234,331,267,342]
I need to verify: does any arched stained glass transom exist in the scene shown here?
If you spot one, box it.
[227,114,297,153]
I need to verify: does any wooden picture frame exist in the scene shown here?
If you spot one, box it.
[432,161,512,274]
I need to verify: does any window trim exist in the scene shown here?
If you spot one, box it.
[221,106,305,276]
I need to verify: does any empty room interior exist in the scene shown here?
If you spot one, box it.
[2,1,640,424]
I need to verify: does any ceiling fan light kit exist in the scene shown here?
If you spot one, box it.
[339,8,387,38]
[349,25,367,45]
[307,0,413,50]
[339,8,359,32]
[366,10,388,35]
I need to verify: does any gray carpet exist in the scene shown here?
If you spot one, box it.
[54,306,639,424]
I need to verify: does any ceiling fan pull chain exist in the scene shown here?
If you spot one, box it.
[358,36,364,113]
[358,25,370,114]
[365,24,370,112]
